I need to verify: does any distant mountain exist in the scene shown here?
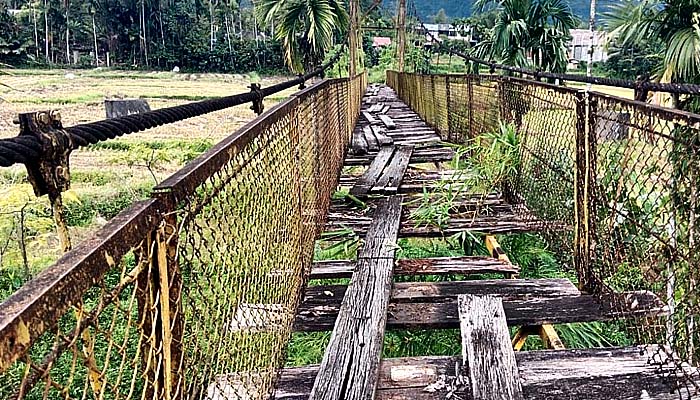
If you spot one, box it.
[390,0,617,24]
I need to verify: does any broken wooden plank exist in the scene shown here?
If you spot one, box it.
[378,114,397,129]
[362,111,379,124]
[325,215,562,237]
[294,291,668,332]
[391,278,579,302]
[371,146,414,194]
[367,103,383,113]
[305,278,579,305]
[459,295,523,400]
[352,128,368,155]
[363,126,380,151]
[350,146,395,197]
[371,125,394,146]
[308,196,403,400]
[275,347,692,400]
[310,256,519,280]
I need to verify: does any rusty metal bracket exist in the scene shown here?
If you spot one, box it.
[249,83,265,115]
[16,110,74,252]
[17,110,73,198]
[634,74,650,102]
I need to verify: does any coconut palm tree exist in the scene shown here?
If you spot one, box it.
[604,0,700,84]
[472,0,578,72]
[256,0,348,73]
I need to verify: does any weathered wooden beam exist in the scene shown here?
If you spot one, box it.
[304,279,579,307]
[362,111,379,124]
[310,256,519,280]
[371,125,394,146]
[486,235,511,265]
[363,125,380,151]
[274,347,691,400]
[325,215,560,237]
[539,324,565,350]
[392,278,579,302]
[308,196,403,400]
[352,128,368,155]
[350,146,394,197]
[459,295,523,399]
[372,145,414,194]
[294,291,668,332]
[379,114,397,130]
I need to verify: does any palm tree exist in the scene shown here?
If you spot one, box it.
[604,0,700,84]
[256,0,348,72]
[472,0,578,73]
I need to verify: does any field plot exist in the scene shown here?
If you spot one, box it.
[0,69,295,294]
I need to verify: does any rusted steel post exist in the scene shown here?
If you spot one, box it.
[249,83,265,115]
[445,76,453,142]
[468,76,475,138]
[17,111,74,252]
[574,90,597,293]
[396,0,406,72]
[138,214,184,400]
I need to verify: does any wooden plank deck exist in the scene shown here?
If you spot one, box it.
[308,196,403,400]
[275,347,694,400]
[459,295,523,399]
[310,256,519,280]
[294,290,668,332]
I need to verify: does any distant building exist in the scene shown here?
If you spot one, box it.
[417,24,473,44]
[372,37,392,48]
[568,29,608,66]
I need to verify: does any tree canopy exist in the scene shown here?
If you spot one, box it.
[471,0,578,73]
[604,0,700,83]
[256,0,348,73]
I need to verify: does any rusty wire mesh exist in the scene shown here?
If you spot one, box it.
[0,73,366,400]
[388,70,700,395]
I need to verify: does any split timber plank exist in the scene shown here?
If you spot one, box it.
[343,147,454,166]
[371,125,394,146]
[293,291,668,332]
[350,146,394,197]
[274,347,692,400]
[303,278,579,306]
[379,114,397,130]
[363,126,380,151]
[325,216,559,237]
[459,295,523,400]
[363,111,379,124]
[380,104,391,114]
[352,128,368,155]
[392,278,579,302]
[368,104,383,113]
[310,256,519,280]
[371,146,414,194]
[308,196,403,400]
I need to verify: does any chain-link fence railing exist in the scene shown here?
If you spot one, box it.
[388,71,700,394]
[0,72,366,400]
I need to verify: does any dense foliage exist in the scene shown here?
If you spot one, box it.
[256,0,348,72]
[604,0,700,84]
[471,0,578,73]
[0,0,287,73]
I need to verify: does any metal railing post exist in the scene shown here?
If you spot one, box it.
[574,90,598,293]
[138,213,183,400]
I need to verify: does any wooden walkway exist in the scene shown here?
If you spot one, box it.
[274,84,688,399]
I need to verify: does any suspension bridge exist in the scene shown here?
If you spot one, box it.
[2,14,700,400]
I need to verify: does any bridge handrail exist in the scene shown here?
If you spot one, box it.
[0,71,367,400]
